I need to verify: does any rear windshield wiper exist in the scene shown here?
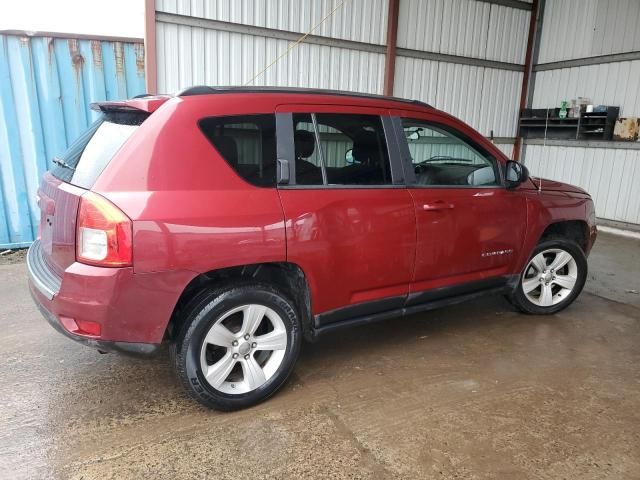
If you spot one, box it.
[52,156,76,171]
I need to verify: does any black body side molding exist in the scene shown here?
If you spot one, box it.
[311,275,519,339]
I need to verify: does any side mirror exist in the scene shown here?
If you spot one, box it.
[505,160,529,189]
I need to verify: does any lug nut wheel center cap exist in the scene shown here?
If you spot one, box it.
[237,341,251,356]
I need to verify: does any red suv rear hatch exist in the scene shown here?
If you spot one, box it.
[37,103,153,277]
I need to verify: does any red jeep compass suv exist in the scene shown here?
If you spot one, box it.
[28,87,597,410]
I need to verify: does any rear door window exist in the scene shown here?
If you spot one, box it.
[199,114,277,187]
[292,113,393,186]
[50,111,147,189]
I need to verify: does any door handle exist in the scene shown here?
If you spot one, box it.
[422,202,454,211]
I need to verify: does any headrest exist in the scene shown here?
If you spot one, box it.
[215,136,238,166]
[352,131,379,164]
[294,130,315,158]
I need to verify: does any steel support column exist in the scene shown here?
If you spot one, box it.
[383,0,400,96]
[144,0,158,94]
[512,0,539,161]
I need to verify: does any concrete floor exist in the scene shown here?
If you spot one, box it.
[0,233,638,479]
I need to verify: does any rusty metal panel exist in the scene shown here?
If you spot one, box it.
[524,144,640,224]
[0,34,145,249]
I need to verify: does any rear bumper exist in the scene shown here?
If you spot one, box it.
[27,240,194,356]
[29,285,159,356]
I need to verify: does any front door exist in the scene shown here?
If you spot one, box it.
[394,113,527,298]
[275,105,416,324]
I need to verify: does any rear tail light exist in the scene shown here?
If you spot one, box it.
[76,192,132,267]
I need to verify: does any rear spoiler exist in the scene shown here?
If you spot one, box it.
[90,95,169,114]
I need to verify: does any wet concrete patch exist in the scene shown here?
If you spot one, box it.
[1,235,639,479]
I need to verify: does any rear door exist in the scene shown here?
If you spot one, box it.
[275,105,416,324]
[392,111,527,298]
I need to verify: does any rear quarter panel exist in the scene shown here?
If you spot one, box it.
[92,96,287,275]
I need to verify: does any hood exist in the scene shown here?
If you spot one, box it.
[523,176,589,195]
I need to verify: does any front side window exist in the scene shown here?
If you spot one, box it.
[292,113,392,186]
[199,114,277,187]
[402,119,501,187]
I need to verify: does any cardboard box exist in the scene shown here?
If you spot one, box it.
[613,117,640,141]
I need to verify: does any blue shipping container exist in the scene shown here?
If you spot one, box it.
[0,33,146,249]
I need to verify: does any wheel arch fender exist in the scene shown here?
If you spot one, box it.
[166,262,316,343]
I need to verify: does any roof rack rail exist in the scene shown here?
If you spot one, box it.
[176,85,432,108]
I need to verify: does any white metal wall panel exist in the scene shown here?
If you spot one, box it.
[398,0,529,64]
[532,60,640,116]
[485,5,529,64]
[393,56,440,105]
[156,22,385,93]
[156,0,389,45]
[524,145,640,224]
[538,0,640,63]
[479,68,522,136]
[394,56,522,137]
[496,142,515,158]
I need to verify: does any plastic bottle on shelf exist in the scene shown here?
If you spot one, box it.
[559,100,568,119]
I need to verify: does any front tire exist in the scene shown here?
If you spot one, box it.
[172,283,301,411]
[511,237,587,315]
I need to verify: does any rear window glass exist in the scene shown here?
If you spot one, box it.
[50,111,147,189]
[199,114,277,187]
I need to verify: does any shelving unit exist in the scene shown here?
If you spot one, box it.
[519,107,619,140]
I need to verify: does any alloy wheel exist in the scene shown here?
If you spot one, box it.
[199,304,288,394]
[521,248,578,307]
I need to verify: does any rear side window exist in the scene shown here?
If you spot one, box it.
[50,111,147,189]
[199,115,277,187]
[292,113,392,186]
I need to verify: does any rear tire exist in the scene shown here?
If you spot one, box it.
[172,283,301,411]
[510,237,587,315]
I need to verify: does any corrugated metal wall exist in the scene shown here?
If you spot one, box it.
[393,57,523,138]
[156,22,386,94]
[525,0,640,225]
[532,0,640,117]
[393,0,528,140]
[525,145,640,224]
[155,0,528,158]
[532,61,640,116]
[397,0,529,64]
[156,0,388,93]
[537,0,640,64]
[156,0,389,44]
[0,34,145,249]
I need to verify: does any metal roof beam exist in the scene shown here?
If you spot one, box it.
[157,12,525,72]
[396,48,524,71]
[156,12,386,53]
[476,0,533,10]
[534,51,640,71]
[524,138,640,150]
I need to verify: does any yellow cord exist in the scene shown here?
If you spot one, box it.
[244,0,349,86]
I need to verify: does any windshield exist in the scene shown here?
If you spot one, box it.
[50,111,147,189]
